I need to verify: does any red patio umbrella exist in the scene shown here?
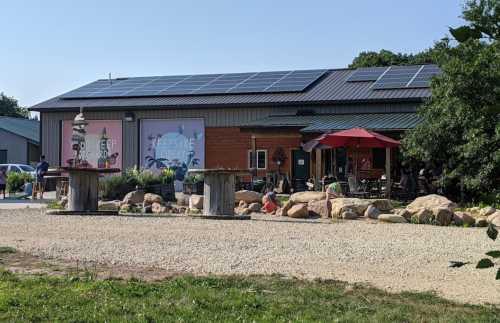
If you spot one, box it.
[317,128,400,148]
[317,128,400,192]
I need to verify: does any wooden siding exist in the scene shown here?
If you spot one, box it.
[40,103,418,168]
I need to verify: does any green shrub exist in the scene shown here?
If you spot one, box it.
[6,172,33,193]
[100,175,135,201]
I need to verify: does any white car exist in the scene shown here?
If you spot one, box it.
[0,164,36,177]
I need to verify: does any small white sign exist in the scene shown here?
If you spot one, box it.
[298,159,305,166]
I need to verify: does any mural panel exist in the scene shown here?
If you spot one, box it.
[61,120,122,168]
[140,119,205,183]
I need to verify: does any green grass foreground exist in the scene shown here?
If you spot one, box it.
[0,271,499,322]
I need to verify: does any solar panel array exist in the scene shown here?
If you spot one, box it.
[346,66,388,82]
[61,69,327,99]
[372,65,441,90]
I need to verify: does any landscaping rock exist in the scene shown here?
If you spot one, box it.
[307,200,330,218]
[287,204,309,218]
[248,202,262,213]
[491,215,500,227]
[394,208,412,221]
[411,208,433,224]
[432,207,453,226]
[189,194,204,209]
[58,196,68,208]
[176,193,189,206]
[364,205,381,219]
[341,208,358,220]
[235,190,262,204]
[330,198,371,218]
[239,200,248,208]
[120,204,130,213]
[123,190,145,205]
[98,200,121,211]
[236,207,251,216]
[467,206,480,214]
[367,199,393,212]
[280,200,294,217]
[479,206,496,217]
[487,211,500,223]
[142,203,153,214]
[144,193,163,206]
[406,194,457,213]
[290,191,326,204]
[453,211,475,226]
[475,217,488,227]
[378,214,407,223]
[152,202,167,214]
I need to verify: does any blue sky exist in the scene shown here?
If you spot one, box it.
[1,0,464,107]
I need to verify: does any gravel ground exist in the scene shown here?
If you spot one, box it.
[0,209,498,305]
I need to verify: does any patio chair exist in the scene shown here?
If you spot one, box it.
[347,176,369,198]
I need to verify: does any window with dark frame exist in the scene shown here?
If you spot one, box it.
[0,150,6,164]
[248,150,267,170]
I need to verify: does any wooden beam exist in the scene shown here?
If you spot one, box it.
[385,147,391,198]
[315,148,322,191]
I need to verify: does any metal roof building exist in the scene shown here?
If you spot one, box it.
[0,116,40,164]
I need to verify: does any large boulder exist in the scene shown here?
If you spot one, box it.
[123,190,145,205]
[394,208,412,221]
[330,198,372,218]
[432,207,453,226]
[407,194,457,213]
[411,208,433,224]
[364,205,381,219]
[98,200,121,211]
[487,211,500,223]
[189,194,204,209]
[290,191,326,204]
[453,211,475,226]
[341,209,358,220]
[307,200,330,218]
[248,202,262,212]
[176,193,189,206]
[152,202,167,214]
[235,190,262,204]
[287,204,309,218]
[367,199,393,212]
[144,193,163,206]
[491,215,500,227]
[480,206,496,217]
[378,214,407,223]
[475,217,488,227]
[280,200,294,217]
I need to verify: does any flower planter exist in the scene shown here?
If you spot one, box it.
[183,182,204,195]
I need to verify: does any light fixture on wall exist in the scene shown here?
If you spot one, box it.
[124,112,135,122]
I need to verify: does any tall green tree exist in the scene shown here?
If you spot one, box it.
[349,47,439,68]
[402,0,500,202]
[0,93,29,118]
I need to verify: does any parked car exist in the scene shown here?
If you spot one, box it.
[0,164,36,177]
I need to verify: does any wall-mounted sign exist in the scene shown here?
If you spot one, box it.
[140,119,205,183]
[61,120,122,168]
[297,159,305,166]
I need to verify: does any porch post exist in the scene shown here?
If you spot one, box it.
[315,148,322,191]
[251,135,256,188]
[385,147,391,198]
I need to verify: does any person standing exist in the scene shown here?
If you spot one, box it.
[35,155,49,199]
[0,167,7,199]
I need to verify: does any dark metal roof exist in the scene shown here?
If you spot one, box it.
[30,66,434,111]
[0,116,40,143]
[242,113,420,132]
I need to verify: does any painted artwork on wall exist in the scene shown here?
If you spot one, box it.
[140,119,204,183]
[61,120,122,168]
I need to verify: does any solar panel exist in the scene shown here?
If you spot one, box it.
[407,65,441,88]
[372,65,422,90]
[60,69,327,98]
[346,66,389,82]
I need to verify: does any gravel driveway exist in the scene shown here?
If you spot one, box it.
[0,209,498,305]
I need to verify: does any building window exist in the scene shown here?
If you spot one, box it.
[0,150,6,164]
[372,148,386,169]
[248,150,267,170]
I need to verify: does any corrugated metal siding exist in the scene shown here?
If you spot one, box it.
[40,102,419,167]
[31,69,431,111]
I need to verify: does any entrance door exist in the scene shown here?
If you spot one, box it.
[292,149,310,191]
[0,150,6,164]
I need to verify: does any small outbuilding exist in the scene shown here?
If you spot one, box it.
[0,116,40,164]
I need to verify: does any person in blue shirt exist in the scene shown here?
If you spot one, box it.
[35,155,49,199]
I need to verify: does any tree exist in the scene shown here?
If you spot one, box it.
[0,93,29,118]
[348,47,439,68]
[402,0,500,202]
